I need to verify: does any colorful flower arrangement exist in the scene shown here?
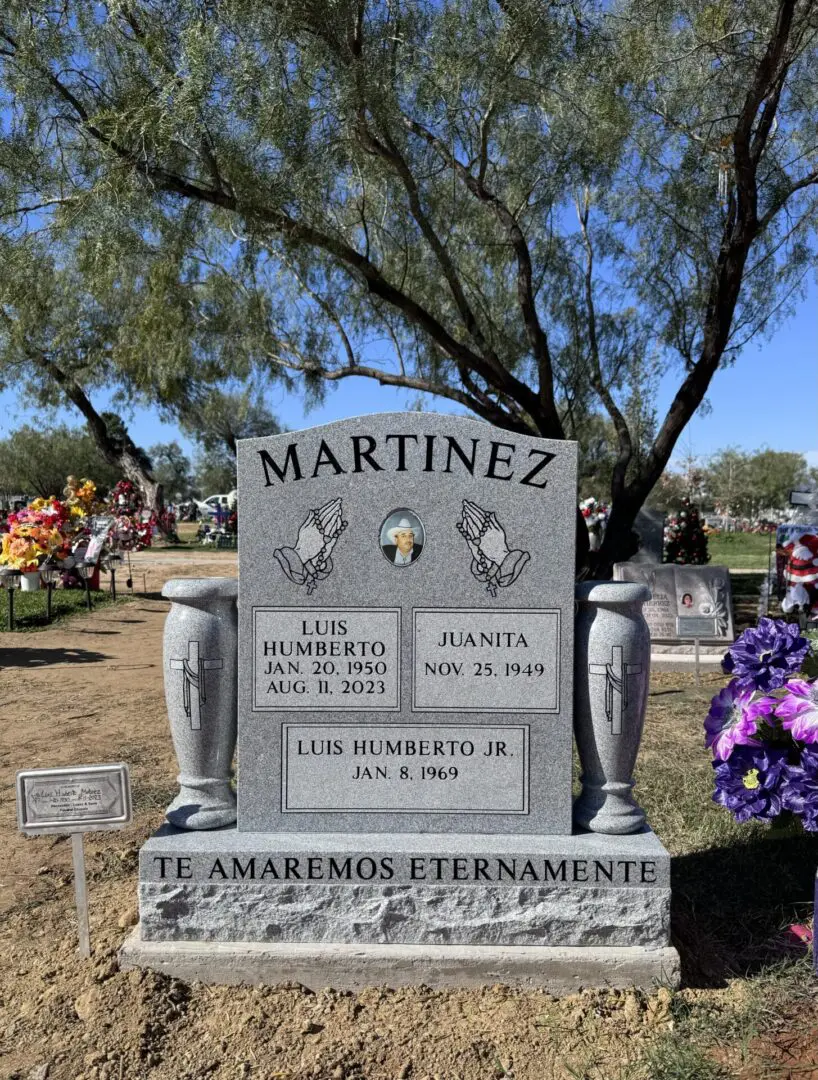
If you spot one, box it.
[580,497,609,552]
[706,617,818,829]
[0,496,75,571]
[107,479,155,551]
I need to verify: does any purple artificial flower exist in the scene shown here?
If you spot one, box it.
[781,746,818,831]
[722,618,810,692]
[704,681,765,761]
[776,679,818,744]
[712,745,789,823]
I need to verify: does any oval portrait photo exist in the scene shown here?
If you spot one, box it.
[379,508,425,567]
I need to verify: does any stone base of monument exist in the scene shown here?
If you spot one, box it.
[119,826,680,992]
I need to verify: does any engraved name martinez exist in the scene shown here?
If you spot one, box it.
[257,433,556,488]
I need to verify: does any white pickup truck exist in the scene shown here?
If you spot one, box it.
[195,490,237,518]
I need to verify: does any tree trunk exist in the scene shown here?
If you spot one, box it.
[29,351,168,530]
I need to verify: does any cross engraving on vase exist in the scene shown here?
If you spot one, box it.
[588,646,642,736]
[170,640,224,730]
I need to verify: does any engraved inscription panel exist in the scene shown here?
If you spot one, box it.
[413,609,560,712]
[253,608,400,710]
[282,724,528,813]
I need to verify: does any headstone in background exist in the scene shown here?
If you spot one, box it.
[630,509,665,564]
[614,563,734,641]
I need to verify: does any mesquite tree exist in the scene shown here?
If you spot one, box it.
[1,0,816,573]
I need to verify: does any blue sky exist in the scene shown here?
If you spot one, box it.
[1,277,815,471]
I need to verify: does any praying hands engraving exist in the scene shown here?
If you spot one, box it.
[274,497,348,594]
[456,500,530,597]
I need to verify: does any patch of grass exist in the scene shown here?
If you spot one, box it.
[633,1037,730,1080]
[708,532,773,570]
[5,588,133,631]
[729,572,766,634]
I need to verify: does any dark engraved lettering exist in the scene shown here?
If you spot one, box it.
[311,439,346,477]
[351,435,384,473]
[444,436,479,475]
[573,859,588,882]
[308,857,324,880]
[594,861,614,883]
[379,857,395,880]
[232,857,256,880]
[473,858,491,881]
[485,440,515,481]
[452,857,468,881]
[519,448,556,488]
[410,857,426,880]
[356,857,377,880]
[177,857,192,880]
[385,433,418,470]
[258,444,303,485]
[519,860,539,882]
[260,858,280,879]
[423,434,436,471]
[329,857,353,880]
[617,860,637,883]
[543,860,567,882]
[640,861,656,883]
[497,858,517,881]
[153,856,173,880]
[284,857,302,879]
[209,858,228,879]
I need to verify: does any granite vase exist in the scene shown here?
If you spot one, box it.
[573,581,651,834]
[162,578,238,829]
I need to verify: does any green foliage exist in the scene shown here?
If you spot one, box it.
[193,447,236,496]
[178,388,281,455]
[706,448,809,516]
[0,423,121,498]
[148,441,194,499]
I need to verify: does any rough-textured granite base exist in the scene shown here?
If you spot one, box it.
[139,881,668,947]
[120,934,680,992]
[135,827,672,950]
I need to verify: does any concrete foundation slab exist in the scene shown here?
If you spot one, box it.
[119,931,680,992]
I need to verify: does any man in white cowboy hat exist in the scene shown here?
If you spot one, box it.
[382,516,424,566]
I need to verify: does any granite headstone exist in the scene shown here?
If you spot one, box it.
[124,413,679,991]
[614,563,734,641]
[631,509,665,564]
[236,413,577,834]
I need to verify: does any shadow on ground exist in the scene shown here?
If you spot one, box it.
[0,646,113,667]
[672,830,815,987]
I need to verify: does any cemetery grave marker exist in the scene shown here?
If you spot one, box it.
[614,562,734,642]
[122,413,679,992]
[17,763,131,957]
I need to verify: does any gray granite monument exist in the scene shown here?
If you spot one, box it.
[631,509,665,564]
[122,413,679,991]
[614,562,734,641]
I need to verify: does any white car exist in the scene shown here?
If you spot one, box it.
[196,491,237,518]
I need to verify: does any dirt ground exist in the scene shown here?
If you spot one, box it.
[0,553,814,1080]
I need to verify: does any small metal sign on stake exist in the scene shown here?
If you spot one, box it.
[16,763,132,959]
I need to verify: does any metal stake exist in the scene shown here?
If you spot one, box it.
[7,588,14,632]
[46,582,53,623]
[694,637,701,688]
[110,569,116,603]
[71,832,91,958]
[84,577,92,611]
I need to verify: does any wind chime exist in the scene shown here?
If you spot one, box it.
[717,134,732,204]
